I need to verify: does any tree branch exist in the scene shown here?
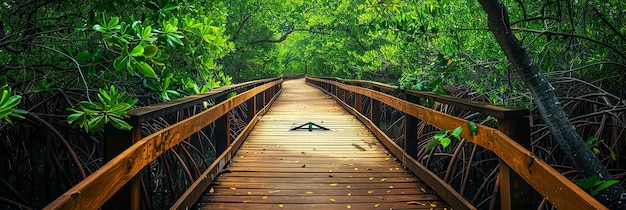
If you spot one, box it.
[248,28,328,45]
[477,0,626,208]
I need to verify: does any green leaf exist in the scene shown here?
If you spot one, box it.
[586,136,598,146]
[87,115,105,131]
[93,24,107,32]
[440,137,451,148]
[109,116,132,130]
[0,95,21,113]
[143,45,158,58]
[468,121,477,135]
[166,34,183,47]
[134,62,157,78]
[434,129,447,140]
[425,139,440,150]
[160,91,171,101]
[140,26,152,40]
[451,127,462,139]
[591,180,620,196]
[130,45,145,57]
[113,56,129,71]
[107,17,120,29]
[67,112,84,124]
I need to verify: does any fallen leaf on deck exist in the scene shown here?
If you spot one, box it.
[262,195,268,200]
[279,203,284,208]
[330,198,336,202]
[230,187,237,190]
[329,183,338,186]
[407,201,422,205]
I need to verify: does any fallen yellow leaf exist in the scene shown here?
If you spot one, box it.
[295,160,299,163]
[240,155,244,158]
[330,198,336,202]
[354,167,358,171]
[230,187,237,190]
[279,203,284,208]
[384,157,390,161]
[247,191,252,195]
[374,203,380,208]
[243,200,249,203]
[262,195,268,200]
[268,190,281,194]
[430,203,437,207]
[347,192,352,196]
[306,191,314,194]
[369,177,374,180]
[389,186,394,189]
[380,178,386,182]
[329,183,338,186]
[209,188,215,193]
[346,185,351,189]
[347,204,351,209]
[368,190,374,194]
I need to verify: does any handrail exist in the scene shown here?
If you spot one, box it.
[44,77,285,210]
[306,76,606,210]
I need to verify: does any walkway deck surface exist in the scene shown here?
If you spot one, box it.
[196,79,450,209]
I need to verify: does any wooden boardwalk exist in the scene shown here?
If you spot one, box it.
[196,79,450,209]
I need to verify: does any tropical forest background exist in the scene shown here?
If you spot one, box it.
[1,0,625,209]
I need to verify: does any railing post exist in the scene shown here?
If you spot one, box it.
[247,95,256,122]
[103,124,141,210]
[215,94,231,154]
[370,87,381,127]
[354,93,363,114]
[498,117,532,210]
[404,94,419,158]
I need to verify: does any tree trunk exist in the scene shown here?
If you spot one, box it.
[476,0,626,209]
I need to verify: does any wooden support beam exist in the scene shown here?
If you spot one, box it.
[404,94,419,158]
[354,93,363,114]
[102,123,141,210]
[215,94,231,154]
[498,118,533,210]
[370,87,381,127]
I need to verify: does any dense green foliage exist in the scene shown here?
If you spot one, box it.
[1,0,625,209]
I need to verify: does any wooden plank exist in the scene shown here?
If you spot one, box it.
[308,77,607,210]
[44,80,282,210]
[197,202,448,209]
[311,80,477,210]
[198,79,452,209]
[204,188,429,196]
[170,88,285,209]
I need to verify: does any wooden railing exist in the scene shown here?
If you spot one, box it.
[44,76,288,210]
[306,76,606,210]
